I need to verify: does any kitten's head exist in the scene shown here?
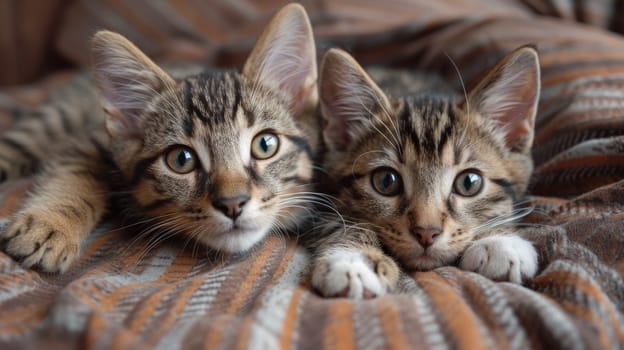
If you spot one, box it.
[92,4,318,253]
[320,48,540,270]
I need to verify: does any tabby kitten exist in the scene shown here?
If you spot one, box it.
[311,47,540,298]
[0,4,319,273]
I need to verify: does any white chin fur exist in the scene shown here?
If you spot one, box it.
[205,225,271,253]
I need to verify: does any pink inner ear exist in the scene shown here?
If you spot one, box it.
[496,75,538,152]
[501,104,534,151]
[474,50,540,153]
[283,64,316,117]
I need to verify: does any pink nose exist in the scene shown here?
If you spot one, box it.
[411,226,442,248]
[213,194,249,219]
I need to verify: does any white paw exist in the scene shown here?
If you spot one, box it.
[460,235,538,284]
[312,249,386,299]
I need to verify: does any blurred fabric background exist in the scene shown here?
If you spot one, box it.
[2,0,624,86]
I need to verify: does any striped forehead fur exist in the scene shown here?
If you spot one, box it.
[92,4,319,255]
[318,47,539,271]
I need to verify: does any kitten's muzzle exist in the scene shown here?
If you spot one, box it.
[213,194,250,220]
[411,226,442,248]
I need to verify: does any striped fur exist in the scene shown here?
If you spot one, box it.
[0,4,320,273]
[311,47,541,298]
[2,1,624,349]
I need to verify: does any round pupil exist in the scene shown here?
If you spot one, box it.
[381,172,397,189]
[176,150,191,167]
[259,135,275,153]
[463,173,479,190]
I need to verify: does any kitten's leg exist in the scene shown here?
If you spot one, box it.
[0,76,100,182]
[0,118,50,180]
[459,234,538,284]
[311,228,399,299]
[0,151,107,272]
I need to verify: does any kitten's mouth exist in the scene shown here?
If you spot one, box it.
[203,221,271,253]
[402,248,457,271]
[415,252,436,262]
[227,225,247,235]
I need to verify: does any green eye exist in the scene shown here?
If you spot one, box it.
[165,146,196,174]
[371,167,403,196]
[453,170,483,197]
[251,132,280,160]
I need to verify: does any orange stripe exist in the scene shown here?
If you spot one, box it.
[85,312,106,349]
[203,316,230,350]
[416,271,488,350]
[101,248,196,348]
[235,315,255,350]
[110,324,144,350]
[324,300,355,349]
[556,298,614,348]
[377,297,408,349]
[461,277,510,348]
[251,240,296,300]
[226,237,278,313]
[279,287,305,349]
[271,241,297,283]
[81,229,125,264]
[93,242,194,312]
[126,285,175,333]
[46,231,127,312]
[204,237,279,348]
[535,271,624,346]
[145,275,205,345]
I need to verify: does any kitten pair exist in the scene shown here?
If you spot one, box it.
[0,4,540,299]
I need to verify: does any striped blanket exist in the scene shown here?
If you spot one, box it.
[1,1,624,349]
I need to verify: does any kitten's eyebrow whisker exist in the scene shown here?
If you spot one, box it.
[359,82,402,155]
[350,150,388,178]
[443,51,471,147]
[372,89,403,156]
[346,84,401,153]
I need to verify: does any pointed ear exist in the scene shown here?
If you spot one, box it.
[319,48,392,151]
[92,30,176,138]
[468,46,541,154]
[242,4,317,117]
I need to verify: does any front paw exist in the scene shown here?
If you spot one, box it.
[312,249,399,299]
[460,235,538,284]
[0,212,81,273]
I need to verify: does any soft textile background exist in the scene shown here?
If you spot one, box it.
[1,1,624,349]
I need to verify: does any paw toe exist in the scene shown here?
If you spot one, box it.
[313,251,387,299]
[1,217,79,273]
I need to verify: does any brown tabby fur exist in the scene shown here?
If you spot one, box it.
[0,4,320,273]
[311,47,541,297]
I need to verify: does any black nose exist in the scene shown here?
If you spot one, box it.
[213,194,250,219]
[411,226,442,248]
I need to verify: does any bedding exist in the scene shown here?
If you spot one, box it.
[0,1,623,348]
